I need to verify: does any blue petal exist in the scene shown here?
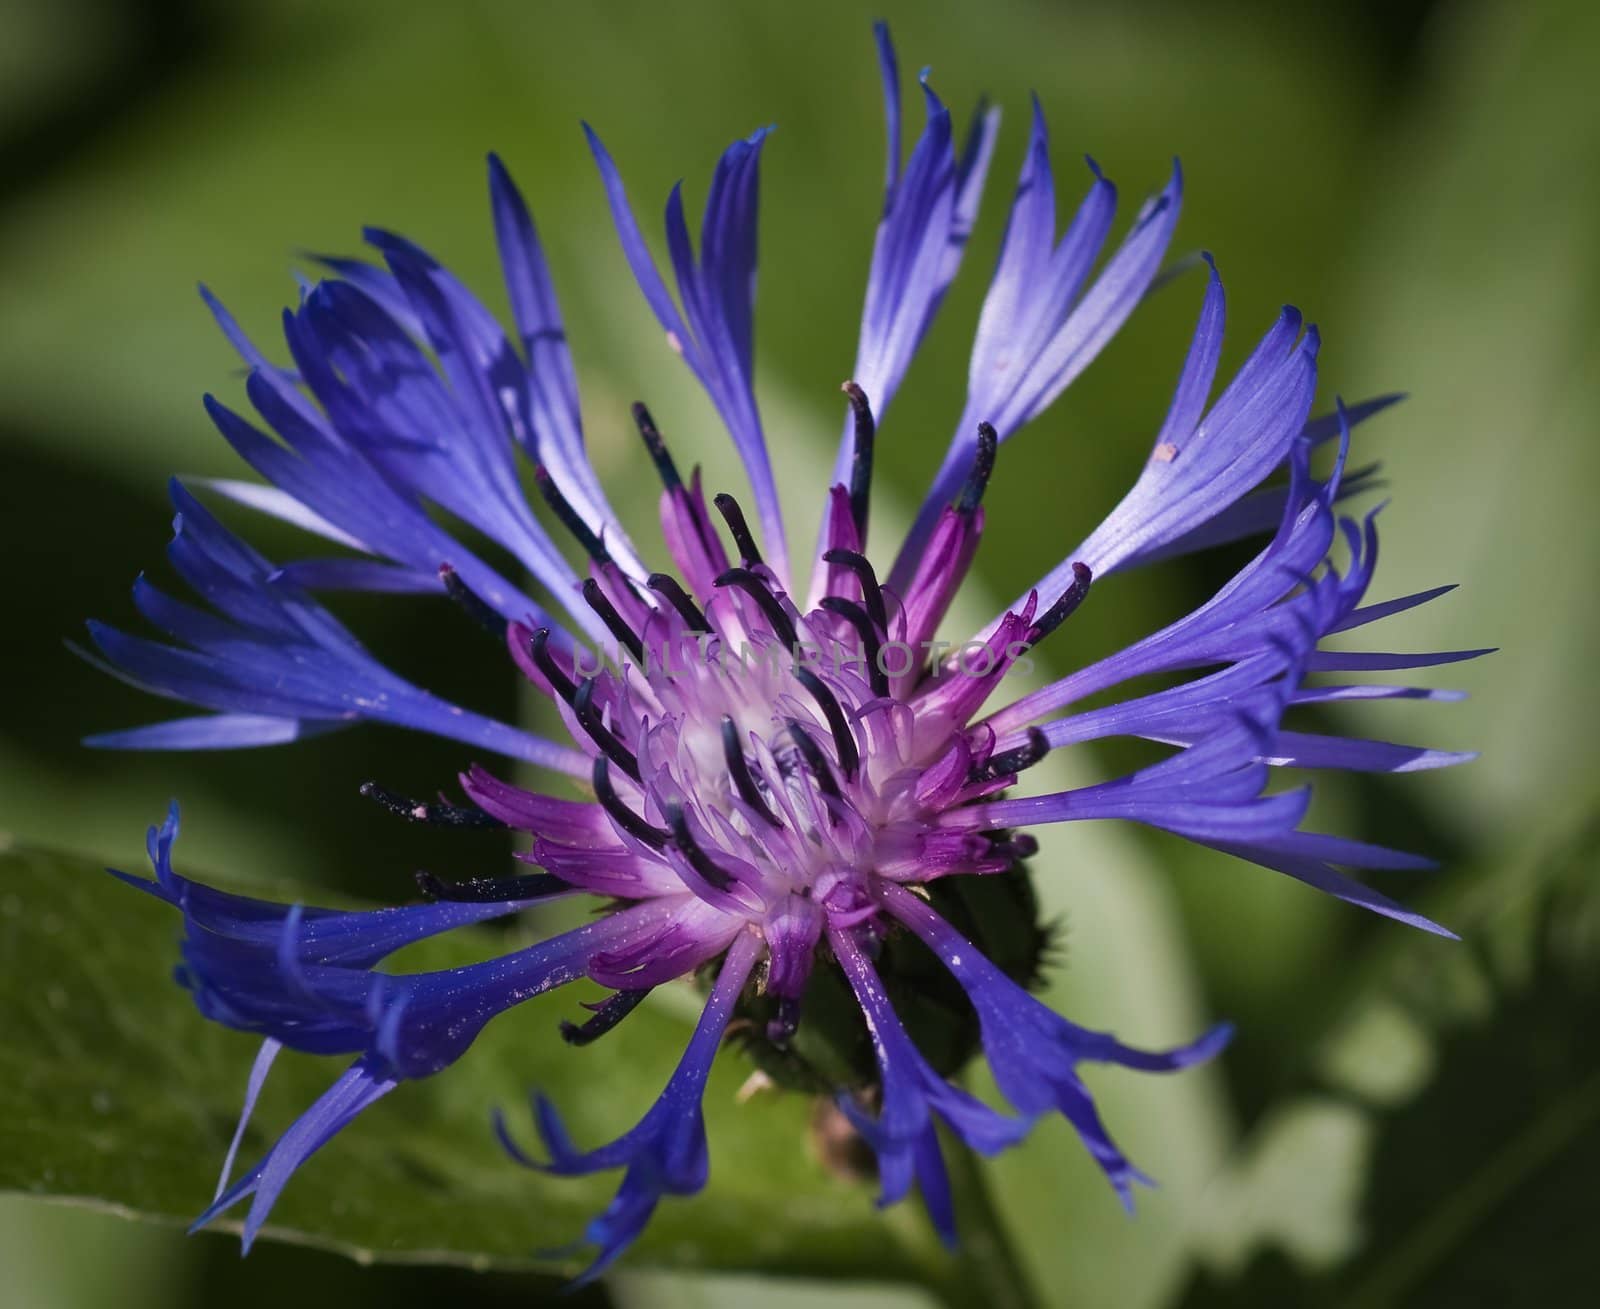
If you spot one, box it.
[497,933,762,1284]
[892,143,1181,587]
[962,438,1475,933]
[193,1055,399,1252]
[214,1037,282,1201]
[1305,647,1496,672]
[1067,296,1316,583]
[584,123,789,582]
[485,153,630,562]
[212,376,555,629]
[267,558,439,593]
[829,927,1029,1240]
[1206,833,1457,937]
[301,254,422,336]
[1124,393,1404,567]
[195,477,368,551]
[85,713,343,751]
[816,32,999,595]
[86,482,585,771]
[117,808,715,1090]
[846,44,1001,433]
[1262,730,1477,774]
[880,884,1229,1207]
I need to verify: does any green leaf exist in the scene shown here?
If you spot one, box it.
[0,837,952,1287]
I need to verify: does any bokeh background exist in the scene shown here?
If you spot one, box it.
[2,0,1596,1305]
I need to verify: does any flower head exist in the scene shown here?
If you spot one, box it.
[90,22,1483,1278]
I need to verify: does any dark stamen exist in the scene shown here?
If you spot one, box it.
[362,780,504,829]
[970,727,1051,784]
[721,716,782,827]
[715,568,799,649]
[573,678,640,781]
[528,627,578,704]
[820,549,888,632]
[793,668,860,779]
[633,410,723,574]
[986,833,1039,862]
[842,380,875,539]
[561,988,652,1046]
[766,995,802,1045]
[414,869,564,902]
[647,572,711,633]
[581,577,645,664]
[956,422,999,514]
[438,564,506,639]
[593,757,669,848]
[685,468,727,572]
[632,402,682,490]
[534,464,610,563]
[1030,562,1094,645]
[713,492,764,568]
[665,804,737,891]
[819,597,889,697]
[786,719,842,804]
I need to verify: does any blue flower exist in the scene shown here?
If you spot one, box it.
[90,21,1485,1279]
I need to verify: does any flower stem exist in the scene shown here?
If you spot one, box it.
[931,1130,1043,1309]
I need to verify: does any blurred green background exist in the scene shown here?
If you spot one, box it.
[2,0,1596,1305]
